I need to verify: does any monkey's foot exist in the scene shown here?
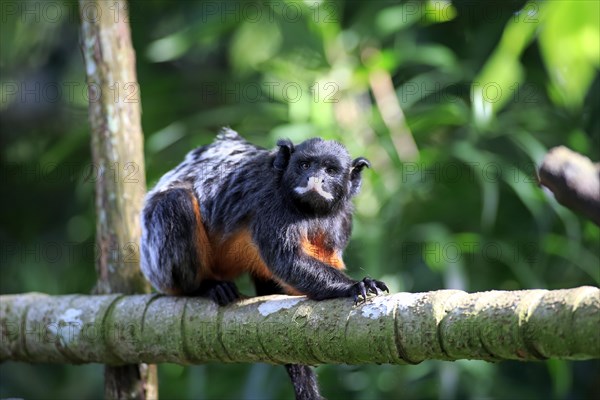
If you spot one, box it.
[351,277,389,305]
[196,280,240,306]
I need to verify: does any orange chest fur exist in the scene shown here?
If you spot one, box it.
[210,229,272,280]
[207,229,345,281]
[300,233,345,270]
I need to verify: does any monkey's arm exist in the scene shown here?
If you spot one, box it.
[260,243,387,302]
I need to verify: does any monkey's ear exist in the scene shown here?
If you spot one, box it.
[350,157,370,196]
[274,139,295,170]
[351,157,370,177]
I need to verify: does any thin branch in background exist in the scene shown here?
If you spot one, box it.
[539,146,600,226]
[369,69,419,162]
[78,0,158,398]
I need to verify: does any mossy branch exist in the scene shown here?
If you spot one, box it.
[1,287,598,365]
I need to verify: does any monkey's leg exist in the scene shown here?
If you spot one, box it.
[252,276,322,400]
[141,187,239,305]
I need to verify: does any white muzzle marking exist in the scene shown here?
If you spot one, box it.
[295,177,334,201]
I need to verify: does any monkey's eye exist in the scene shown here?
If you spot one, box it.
[300,161,310,170]
[325,167,338,175]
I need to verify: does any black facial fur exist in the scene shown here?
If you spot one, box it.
[276,138,358,216]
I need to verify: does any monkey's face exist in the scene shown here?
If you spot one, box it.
[289,153,349,214]
[274,138,369,215]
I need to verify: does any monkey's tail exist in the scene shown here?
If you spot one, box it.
[286,364,322,400]
[140,187,209,294]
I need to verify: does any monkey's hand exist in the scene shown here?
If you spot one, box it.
[258,229,390,303]
[350,277,389,305]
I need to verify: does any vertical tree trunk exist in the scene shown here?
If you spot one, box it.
[78,0,158,398]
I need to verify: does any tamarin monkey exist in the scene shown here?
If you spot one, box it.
[140,129,388,399]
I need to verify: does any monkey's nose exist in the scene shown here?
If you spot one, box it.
[307,176,324,184]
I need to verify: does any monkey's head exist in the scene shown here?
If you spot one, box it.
[273,138,370,215]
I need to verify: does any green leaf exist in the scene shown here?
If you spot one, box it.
[538,0,600,109]
[230,20,282,75]
[472,1,540,123]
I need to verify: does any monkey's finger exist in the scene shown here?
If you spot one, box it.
[359,282,368,303]
[364,280,379,295]
[366,278,389,294]
[214,285,229,306]
[223,282,239,302]
[376,280,390,293]
[221,287,234,304]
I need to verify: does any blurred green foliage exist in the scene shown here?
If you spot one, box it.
[1,0,599,399]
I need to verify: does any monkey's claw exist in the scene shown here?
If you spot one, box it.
[197,280,240,306]
[351,277,389,305]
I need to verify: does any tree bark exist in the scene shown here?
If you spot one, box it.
[78,0,157,398]
[1,288,598,365]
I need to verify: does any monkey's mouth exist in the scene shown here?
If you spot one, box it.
[294,177,334,201]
